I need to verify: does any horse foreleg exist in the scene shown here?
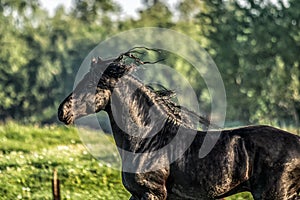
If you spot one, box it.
[124,168,169,200]
[129,192,165,200]
[141,193,164,200]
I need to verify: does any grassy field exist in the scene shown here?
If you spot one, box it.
[0,122,255,199]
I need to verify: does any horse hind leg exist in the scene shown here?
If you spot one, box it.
[251,182,300,200]
[285,164,300,200]
[286,182,300,199]
[251,172,300,200]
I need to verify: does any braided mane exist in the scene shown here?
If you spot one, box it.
[144,83,213,130]
[91,47,215,130]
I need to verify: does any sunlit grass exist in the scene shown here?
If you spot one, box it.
[0,122,129,199]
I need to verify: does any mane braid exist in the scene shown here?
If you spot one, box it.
[142,81,213,130]
[91,53,214,130]
[119,74,192,130]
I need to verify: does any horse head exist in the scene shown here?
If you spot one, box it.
[58,47,165,125]
[58,54,136,125]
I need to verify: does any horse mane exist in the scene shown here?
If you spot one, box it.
[145,83,214,130]
[93,47,216,130]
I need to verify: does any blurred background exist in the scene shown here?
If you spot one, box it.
[0,0,299,199]
[1,0,299,128]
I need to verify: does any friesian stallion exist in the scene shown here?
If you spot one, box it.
[58,48,300,200]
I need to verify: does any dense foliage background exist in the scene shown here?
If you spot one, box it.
[1,0,299,127]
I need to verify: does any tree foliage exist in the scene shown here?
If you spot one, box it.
[196,0,300,126]
[0,0,299,128]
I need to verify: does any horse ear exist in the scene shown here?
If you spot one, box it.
[97,56,103,63]
[91,57,97,64]
[91,57,98,68]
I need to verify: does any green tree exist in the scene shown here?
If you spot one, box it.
[196,0,300,126]
[119,0,173,29]
[0,0,40,120]
[0,0,121,123]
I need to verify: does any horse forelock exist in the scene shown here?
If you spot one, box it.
[88,47,164,90]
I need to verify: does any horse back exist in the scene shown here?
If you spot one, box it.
[167,125,300,199]
[231,125,300,164]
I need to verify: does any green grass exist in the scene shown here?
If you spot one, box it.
[0,122,130,199]
[0,122,254,199]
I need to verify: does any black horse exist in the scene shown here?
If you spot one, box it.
[58,49,300,200]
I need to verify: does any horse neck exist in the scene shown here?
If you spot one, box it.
[105,75,177,153]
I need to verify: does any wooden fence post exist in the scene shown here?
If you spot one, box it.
[52,169,61,200]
